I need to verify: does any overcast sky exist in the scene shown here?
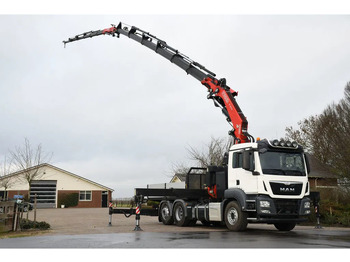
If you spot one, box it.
[0,13,349,197]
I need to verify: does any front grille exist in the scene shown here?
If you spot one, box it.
[270,182,302,195]
[274,199,299,215]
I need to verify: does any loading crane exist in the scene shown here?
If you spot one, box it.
[64,22,254,144]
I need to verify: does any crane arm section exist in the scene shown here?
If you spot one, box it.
[63,22,254,144]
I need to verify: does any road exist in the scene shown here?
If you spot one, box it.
[1,225,350,248]
[0,208,349,248]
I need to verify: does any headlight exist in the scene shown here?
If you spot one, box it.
[304,201,310,209]
[260,201,271,208]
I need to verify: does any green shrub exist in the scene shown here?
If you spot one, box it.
[58,193,79,207]
[20,219,50,230]
[147,200,160,208]
[311,188,350,227]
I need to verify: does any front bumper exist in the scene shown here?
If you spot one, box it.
[253,195,311,223]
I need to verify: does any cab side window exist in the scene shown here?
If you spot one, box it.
[232,151,255,171]
[232,152,243,168]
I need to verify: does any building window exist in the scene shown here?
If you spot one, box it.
[79,191,92,201]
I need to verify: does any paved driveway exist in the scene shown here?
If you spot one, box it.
[0,208,349,248]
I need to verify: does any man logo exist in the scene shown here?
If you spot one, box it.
[280,187,295,192]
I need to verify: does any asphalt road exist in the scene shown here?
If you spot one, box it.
[1,226,350,248]
[0,208,349,248]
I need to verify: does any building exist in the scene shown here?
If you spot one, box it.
[0,163,113,208]
[170,173,187,183]
[307,154,338,190]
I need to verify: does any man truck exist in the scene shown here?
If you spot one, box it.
[64,22,312,231]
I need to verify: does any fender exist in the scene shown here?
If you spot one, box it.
[224,188,247,211]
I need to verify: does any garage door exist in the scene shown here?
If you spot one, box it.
[30,180,57,208]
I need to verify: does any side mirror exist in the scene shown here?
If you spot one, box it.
[222,152,229,166]
[305,154,311,174]
[242,151,251,170]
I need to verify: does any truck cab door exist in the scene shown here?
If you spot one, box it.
[228,150,258,194]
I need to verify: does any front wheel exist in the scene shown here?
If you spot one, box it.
[274,222,296,231]
[224,201,248,231]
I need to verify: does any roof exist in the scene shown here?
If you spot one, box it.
[307,154,338,179]
[171,173,187,182]
[0,163,114,192]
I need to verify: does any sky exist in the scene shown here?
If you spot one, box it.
[1,3,350,197]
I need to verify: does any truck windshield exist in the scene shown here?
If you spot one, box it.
[259,151,306,176]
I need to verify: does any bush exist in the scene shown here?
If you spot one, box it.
[58,193,79,208]
[20,219,50,230]
[311,188,350,227]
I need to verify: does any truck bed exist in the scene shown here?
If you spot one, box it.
[135,188,209,201]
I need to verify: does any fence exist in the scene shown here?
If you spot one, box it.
[0,201,17,233]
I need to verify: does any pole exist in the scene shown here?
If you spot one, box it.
[108,202,113,226]
[311,192,322,229]
[13,203,18,231]
[34,194,37,223]
[314,203,322,229]
[133,195,143,231]
[133,204,142,231]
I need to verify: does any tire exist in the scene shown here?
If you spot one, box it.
[173,202,190,227]
[274,222,296,231]
[160,202,174,225]
[224,201,248,231]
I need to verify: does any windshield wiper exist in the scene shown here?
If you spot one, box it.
[262,169,286,175]
[285,170,305,176]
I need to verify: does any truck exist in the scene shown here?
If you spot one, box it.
[64,22,314,231]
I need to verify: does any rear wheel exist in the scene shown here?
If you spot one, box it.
[160,202,174,225]
[274,222,296,231]
[224,201,248,231]
[173,202,190,227]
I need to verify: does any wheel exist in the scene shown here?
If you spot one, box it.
[173,202,190,227]
[160,202,174,225]
[224,201,248,231]
[274,222,296,231]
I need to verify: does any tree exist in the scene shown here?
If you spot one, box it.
[9,138,52,201]
[171,136,232,175]
[0,156,16,201]
[285,82,350,180]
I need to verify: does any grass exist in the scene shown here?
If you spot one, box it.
[0,229,50,239]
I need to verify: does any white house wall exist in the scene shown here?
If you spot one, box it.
[42,166,106,191]
[1,165,108,191]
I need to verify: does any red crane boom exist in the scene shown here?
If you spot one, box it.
[63,22,254,144]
